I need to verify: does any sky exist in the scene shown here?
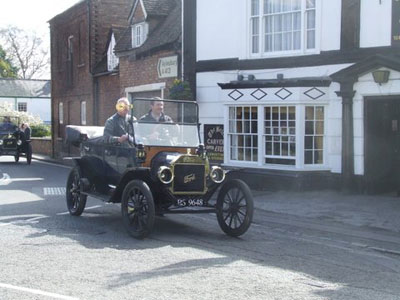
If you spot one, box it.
[0,0,82,37]
[0,0,82,78]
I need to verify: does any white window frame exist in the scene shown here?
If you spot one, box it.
[107,33,119,71]
[81,101,86,125]
[18,102,27,112]
[248,0,320,58]
[59,102,64,124]
[131,22,148,48]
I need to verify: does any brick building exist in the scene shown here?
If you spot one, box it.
[114,0,182,101]
[50,0,183,158]
[49,0,133,157]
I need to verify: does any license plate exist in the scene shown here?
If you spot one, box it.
[177,198,204,207]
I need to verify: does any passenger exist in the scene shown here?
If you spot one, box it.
[104,97,135,144]
[139,99,173,123]
[20,123,31,141]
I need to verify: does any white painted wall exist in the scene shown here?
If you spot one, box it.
[197,0,342,61]
[360,0,392,48]
[0,97,51,124]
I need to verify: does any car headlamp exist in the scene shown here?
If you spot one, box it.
[157,166,174,184]
[210,166,225,184]
[0,140,3,145]
[17,140,22,146]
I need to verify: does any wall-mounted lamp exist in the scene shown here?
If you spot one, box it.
[372,70,390,85]
[237,74,256,81]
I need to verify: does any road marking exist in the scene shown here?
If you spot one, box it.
[0,173,11,185]
[56,205,103,215]
[0,283,79,300]
[44,187,66,196]
[0,216,48,227]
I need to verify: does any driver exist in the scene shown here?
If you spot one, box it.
[104,97,135,144]
[0,117,17,132]
[139,99,173,123]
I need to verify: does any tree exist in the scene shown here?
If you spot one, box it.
[0,26,49,79]
[0,45,18,78]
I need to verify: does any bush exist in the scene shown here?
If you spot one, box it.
[31,124,51,137]
[168,79,193,100]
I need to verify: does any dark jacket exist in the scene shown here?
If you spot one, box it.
[139,111,173,123]
[103,113,132,143]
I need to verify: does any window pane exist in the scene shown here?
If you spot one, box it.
[283,32,292,50]
[314,136,323,149]
[305,150,313,164]
[252,121,258,133]
[314,150,323,164]
[316,121,324,135]
[292,0,301,10]
[306,0,315,9]
[289,106,295,119]
[305,136,313,149]
[293,31,301,49]
[290,142,296,156]
[293,12,301,30]
[305,121,314,134]
[273,15,282,32]
[307,30,315,49]
[272,0,282,13]
[252,0,260,15]
[315,106,324,120]
[282,13,292,31]
[306,106,314,120]
[307,10,316,29]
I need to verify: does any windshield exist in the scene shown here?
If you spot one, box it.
[0,116,19,133]
[131,98,200,147]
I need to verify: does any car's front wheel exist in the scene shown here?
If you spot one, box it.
[121,180,155,239]
[66,167,87,216]
[216,179,254,237]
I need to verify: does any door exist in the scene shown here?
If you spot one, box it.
[365,97,400,193]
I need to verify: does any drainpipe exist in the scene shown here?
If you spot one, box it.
[335,80,356,191]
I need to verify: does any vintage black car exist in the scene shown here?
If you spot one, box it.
[0,116,32,164]
[65,98,253,239]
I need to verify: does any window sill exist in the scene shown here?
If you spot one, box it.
[78,63,85,68]
[248,49,320,60]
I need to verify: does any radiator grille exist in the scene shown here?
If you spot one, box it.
[3,139,17,149]
[173,164,205,193]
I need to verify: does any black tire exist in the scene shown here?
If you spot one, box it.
[216,179,254,237]
[66,167,87,216]
[26,143,32,165]
[121,180,155,239]
[14,153,19,162]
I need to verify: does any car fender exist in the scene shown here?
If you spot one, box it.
[110,168,153,203]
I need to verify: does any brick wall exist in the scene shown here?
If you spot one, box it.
[119,50,180,97]
[97,73,123,125]
[31,138,52,156]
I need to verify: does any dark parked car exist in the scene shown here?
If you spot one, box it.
[0,116,32,164]
[65,98,253,239]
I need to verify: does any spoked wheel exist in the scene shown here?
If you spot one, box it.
[26,143,32,165]
[121,180,155,239]
[14,153,19,162]
[216,179,254,237]
[66,167,87,216]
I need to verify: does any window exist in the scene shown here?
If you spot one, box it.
[228,106,258,162]
[132,22,148,48]
[59,102,64,124]
[107,33,119,71]
[81,101,86,125]
[250,0,316,55]
[304,106,324,164]
[67,35,74,86]
[18,102,27,112]
[264,106,296,165]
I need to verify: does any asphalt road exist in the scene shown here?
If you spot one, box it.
[1,156,400,300]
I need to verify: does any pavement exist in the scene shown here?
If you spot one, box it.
[32,153,400,234]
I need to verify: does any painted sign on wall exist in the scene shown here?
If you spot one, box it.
[204,124,224,164]
[157,56,178,78]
